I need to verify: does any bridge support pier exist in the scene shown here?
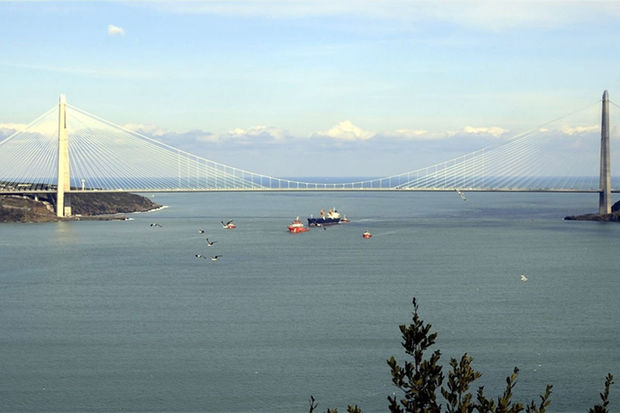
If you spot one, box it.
[56,94,71,217]
[599,90,611,215]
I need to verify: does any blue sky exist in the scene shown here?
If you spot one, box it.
[1,1,620,176]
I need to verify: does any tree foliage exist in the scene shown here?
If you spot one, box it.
[312,297,613,413]
[589,374,615,413]
[388,298,443,413]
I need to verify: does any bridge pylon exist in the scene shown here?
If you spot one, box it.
[56,94,71,217]
[599,90,611,215]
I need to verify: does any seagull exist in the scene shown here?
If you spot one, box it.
[221,220,235,228]
[150,223,162,227]
[456,189,467,201]
[194,254,207,259]
[210,255,222,261]
[206,238,217,246]
[198,229,206,234]
[520,274,528,282]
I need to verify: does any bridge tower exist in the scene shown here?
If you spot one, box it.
[599,90,611,215]
[56,94,71,217]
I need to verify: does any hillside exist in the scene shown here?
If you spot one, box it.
[0,193,160,223]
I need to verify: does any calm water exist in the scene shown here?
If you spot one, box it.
[1,192,619,412]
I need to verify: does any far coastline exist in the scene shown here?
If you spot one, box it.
[564,200,620,222]
[0,192,161,223]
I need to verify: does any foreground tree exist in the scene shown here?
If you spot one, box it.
[313,298,613,413]
[387,298,444,412]
[589,374,615,413]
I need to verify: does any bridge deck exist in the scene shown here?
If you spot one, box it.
[1,188,616,194]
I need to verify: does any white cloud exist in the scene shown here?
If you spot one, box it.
[319,120,374,141]
[0,123,27,141]
[462,126,507,137]
[221,126,291,146]
[560,125,598,135]
[0,123,27,132]
[107,24,125,36]
[146,1,620,30]
[226,125,287,141]
[0,120,57,138]
[124,124,219,145]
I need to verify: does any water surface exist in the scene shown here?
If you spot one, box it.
[1,192,618,412]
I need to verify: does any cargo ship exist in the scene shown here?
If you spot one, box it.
[307,208,342,226]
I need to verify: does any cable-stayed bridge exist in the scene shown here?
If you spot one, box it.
[0,92,617,217]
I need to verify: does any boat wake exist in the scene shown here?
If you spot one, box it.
[134,205,169,214]
[370,230,401,237]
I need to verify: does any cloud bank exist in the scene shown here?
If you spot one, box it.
[126,120,602,152]
[129,120,603,176]
[148,1,620,30]
[1,120,606,177]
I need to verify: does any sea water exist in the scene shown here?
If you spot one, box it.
[0,191,619,412]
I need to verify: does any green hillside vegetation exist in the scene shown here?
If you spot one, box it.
[0,193,160,223]
[69,192,159,215]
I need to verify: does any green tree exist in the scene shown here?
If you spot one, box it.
[312,298,613,413]
[441,354,481,413]
[589,374,614,413]
[387,297,444,413]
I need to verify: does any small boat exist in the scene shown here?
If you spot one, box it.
[288,217,310,233]
[362,230,372,239]
[221,220,236,229]
[340,216,351,223]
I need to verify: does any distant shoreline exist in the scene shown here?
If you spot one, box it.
[564,200,620,222]
[564,213,620,222]
[0,192,161,223]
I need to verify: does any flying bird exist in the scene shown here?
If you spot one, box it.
[150,223,162,228]
[206,238,217,246]
[195,254,207,259]
[198,229,206,234]
[221,220,236,229]
[520,274,528,282]
[210,255,222,261]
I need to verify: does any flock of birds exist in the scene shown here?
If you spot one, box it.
[150,219,236,262]
[150,218,531,281]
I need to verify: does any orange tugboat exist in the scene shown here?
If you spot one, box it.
[288,217,310,233]
[362,230,372,239]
